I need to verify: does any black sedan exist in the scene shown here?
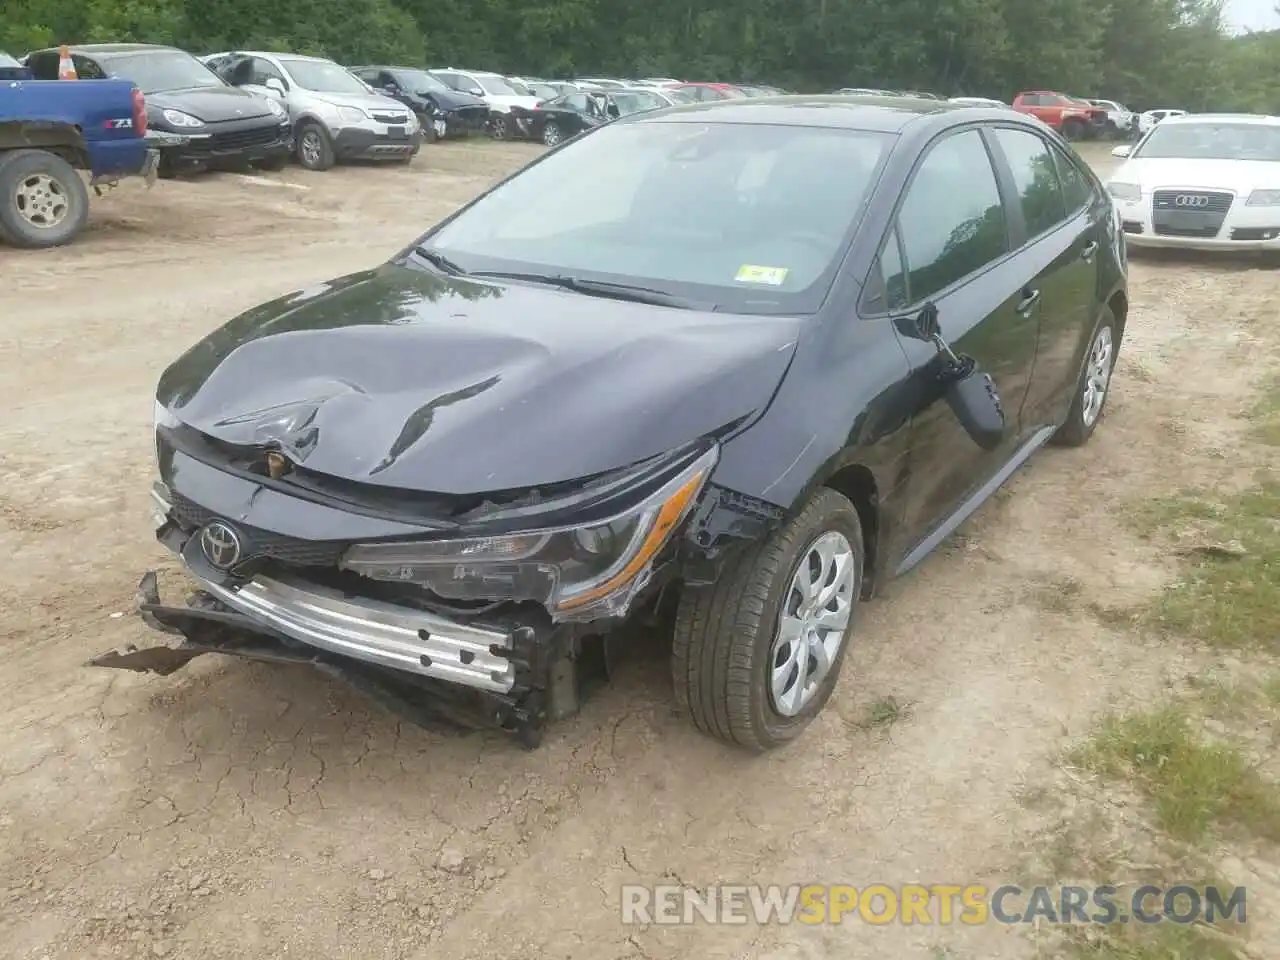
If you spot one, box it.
[105,97,1126,751]
[351,65,490,141]
[25,44,292,176]
[528,87,675,145]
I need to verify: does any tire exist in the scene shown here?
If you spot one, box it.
[671,487,865,750]
[1052,305,1118,447]
[542,121,562,147]
[295,121,335,171]
[1061,118,1085,141]
[0,149,90,249]
[489,115,511,140]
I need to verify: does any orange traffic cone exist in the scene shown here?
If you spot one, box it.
[57,45,77,80]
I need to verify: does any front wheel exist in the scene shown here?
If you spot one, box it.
[295,122,335,171]
[1052,306,1118,447]
[0,149,90,249]
[671,487,864,750]
[1061,118,1086,141]
[541,121,563,147]
[489,115,511,140]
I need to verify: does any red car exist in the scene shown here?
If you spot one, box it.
[1011,91,1107,140]
[670,82,747,102]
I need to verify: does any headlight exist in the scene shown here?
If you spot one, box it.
[162,109,203,128]
[337,106,366,122]
[340,446,718,621]
[1246,189,1280,206]
[1107,182,1141,202]
[265,98,286,117]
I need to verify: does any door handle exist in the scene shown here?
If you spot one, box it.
[1081,240,1098,261]
[1015,288,1041,315]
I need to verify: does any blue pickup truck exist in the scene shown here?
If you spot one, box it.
[0,51,161,248]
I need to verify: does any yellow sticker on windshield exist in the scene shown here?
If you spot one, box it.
[735,264,789,285]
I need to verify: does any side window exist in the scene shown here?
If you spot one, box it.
[27,51,58,79]
[250,57,285,86]
[378,71,398,89]
[896,129,1008,303]
[1051,144,1094,213]
[71,56,106,80]
[991,127,1067,239]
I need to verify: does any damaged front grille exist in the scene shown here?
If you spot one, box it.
[169,491,347,567]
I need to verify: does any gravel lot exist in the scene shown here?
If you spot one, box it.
[1,140,1275,959]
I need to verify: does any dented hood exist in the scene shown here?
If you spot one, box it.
[157,264,801,494]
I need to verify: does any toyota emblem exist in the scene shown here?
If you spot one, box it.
[1174,194,1209,207]
[199,520,243,570]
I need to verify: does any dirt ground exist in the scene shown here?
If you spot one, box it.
[0,140,1274,959]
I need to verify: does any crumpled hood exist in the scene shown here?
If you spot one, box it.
[1118,157,1280,195]
[157,264,801,494]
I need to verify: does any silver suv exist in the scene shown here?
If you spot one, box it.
[205,51,422,170]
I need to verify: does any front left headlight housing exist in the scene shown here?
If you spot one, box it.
[162,109,203,128]
[340,446,719,621]
[337,105,367,123]
[1246,189,1280,206]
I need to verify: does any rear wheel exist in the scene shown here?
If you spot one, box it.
[1052,305,1117,447]
[0,149,90,249]
[671,487,864,750]
[489,115,512,140]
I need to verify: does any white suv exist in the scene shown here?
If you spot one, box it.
[429,68,540,138]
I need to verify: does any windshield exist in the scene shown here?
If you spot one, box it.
[478,75,520,96]
[1136,122,1280,161]
[105,50,224,94]
[394,68,449,94]
[279,58,369,94]
[423,121,893,313]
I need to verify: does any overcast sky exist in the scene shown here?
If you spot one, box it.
[1224,0,1279,31]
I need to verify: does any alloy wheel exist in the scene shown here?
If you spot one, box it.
[300,131,322,167]
[542,123,561,146]
[1081,325,1114,427]
[768,531,857,717]
[14,173,69,230]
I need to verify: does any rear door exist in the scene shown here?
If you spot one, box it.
[868,127,1043,548]
[986,128,1105,427]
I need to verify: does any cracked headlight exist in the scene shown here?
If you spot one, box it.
[340,446,718,621]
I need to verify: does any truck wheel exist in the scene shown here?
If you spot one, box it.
[0,149,90,249]
[296,122,335,171]
[1061,118,1086,141]
[671,487,864,750]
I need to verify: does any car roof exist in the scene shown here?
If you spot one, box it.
[626,94,972,132]
[237,51,334,63]
[1163,112,1276,125]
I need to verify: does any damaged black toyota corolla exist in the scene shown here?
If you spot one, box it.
[97,96,1127,749]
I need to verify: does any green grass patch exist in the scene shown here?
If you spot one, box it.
[1070,705,1280,845]
[1062,922,1244,959]
[1126,483,1279,650]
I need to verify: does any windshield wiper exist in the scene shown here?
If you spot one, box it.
[466,271,707,309]
[412,246,468,276]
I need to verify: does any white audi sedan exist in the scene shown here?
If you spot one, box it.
[1107,113,1280,250]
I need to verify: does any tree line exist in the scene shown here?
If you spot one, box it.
[4,0,1280,113]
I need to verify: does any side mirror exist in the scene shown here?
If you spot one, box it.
[468,86,484,97]
[264,77,287,97]
[899,301,941,342]
[1111,144,1131,158]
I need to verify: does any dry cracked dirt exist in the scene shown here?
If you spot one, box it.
[1,140,1276,959]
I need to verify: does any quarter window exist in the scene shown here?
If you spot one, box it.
[992,127,1067,238]
[1052,145,1094,213]
[896,129,1008,304]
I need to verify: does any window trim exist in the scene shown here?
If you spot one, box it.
[859,123,1016,318]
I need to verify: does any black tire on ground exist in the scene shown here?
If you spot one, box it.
[1052,304,1118,447]
[671,487,865,750]
[1061,118,1086,141]
[0,149,90,249]
[295,121,335,171]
